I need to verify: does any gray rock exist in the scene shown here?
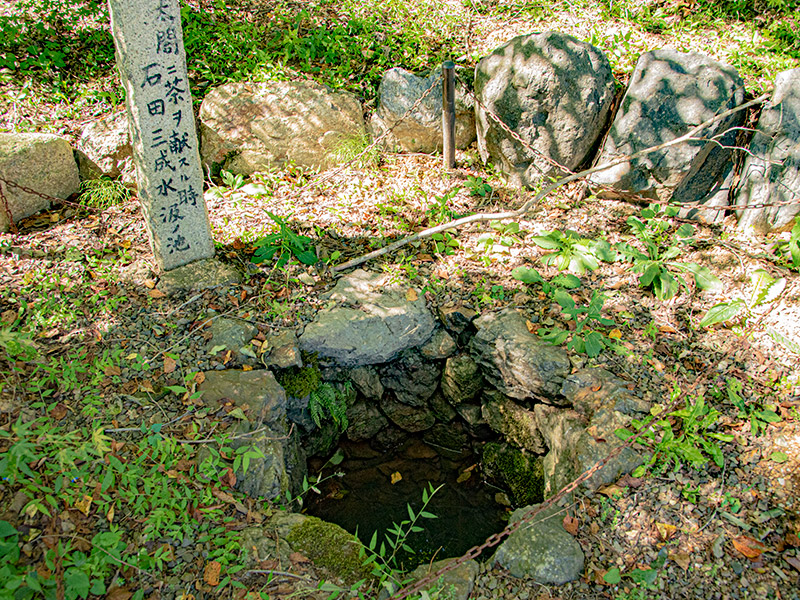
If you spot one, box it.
[381,396,435,432]
[76,110,134,182]
[370,66,476,153]
[198,368,286,426]
[591,49,745,211]
[481,391,547,454]
[456,403,492,438]
[200,80,367,174]
[428,390,457,422]
[561,368,650,419]
[438,303,477,334]
[207,317,258,360]
[535,404,644,497]
[423,422,468,454]
[441,353,483,405]
[299,270,436,367]
[410,558,480,600]
[420,328,457,360]
[0,133,80,232]
[349,365,384,400]
[470,309,570,401]
[109,0,215,271]
[494,503,584,583]
[262,330,302,370]
[475,31,615,187]
[346,401,388,441]
[380,350,441,406]
[198,369,297,500]
[736,67,800,233]
[157,258,241,293]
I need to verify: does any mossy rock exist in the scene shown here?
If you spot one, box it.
[283,513,373,584]
[277,356,322,399]
[482,442,544,507]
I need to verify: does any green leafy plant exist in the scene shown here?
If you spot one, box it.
[474,221,521,265]
[465,175,492,197]
[530,229,615,275]
[251,212,317,268]
[425,188,459,225]
[512,265,582,295]
[78,177,131,210]
[430,231,460,256]
[617,390,735,476]
[772,215,800,270]
[309,381,352,431]
[699,268,786,328]
[719,378,781,436]
[541,289,617,357]
[617,204,721,300]
[360,482,444,592]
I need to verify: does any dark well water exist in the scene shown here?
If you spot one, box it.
[304,437,509,569]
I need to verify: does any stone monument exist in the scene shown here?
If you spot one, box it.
[109,0,214,271]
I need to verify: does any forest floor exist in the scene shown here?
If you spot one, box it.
[2,0,800,599]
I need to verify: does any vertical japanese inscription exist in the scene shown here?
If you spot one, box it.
[109,0,214,270]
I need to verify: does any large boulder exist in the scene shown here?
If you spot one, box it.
[736,68,800,233]
[370,66,476,153]
[199,80,367,174]
[299,270,436,367]
[470,308,570,402]
[494,503,584,583]
[535,403,644,497]
[474,31,615,187]
[75,110,134,183]
[0,133,80,232]
[590,49,745,216]
[198,369,301,500]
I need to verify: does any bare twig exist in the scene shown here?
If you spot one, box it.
[245,569,312,581]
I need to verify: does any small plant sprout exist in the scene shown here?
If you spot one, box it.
[530,229,615,275]
[251,212,318,268]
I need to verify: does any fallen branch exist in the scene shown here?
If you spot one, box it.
[333,92,771,273]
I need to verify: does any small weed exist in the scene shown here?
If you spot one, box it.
[617,204,721,300]
[426,188,460,225]
[617,389,735,476]
[530,229,616,275]
[771,215,800,271]
[78,177,131,210]
[474,221,521,265]
[251,212,317,268]
[717,378,781,436]
[465,175,492,198]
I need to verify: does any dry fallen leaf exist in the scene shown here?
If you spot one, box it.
[732,535,767,559]
[49,403,68,420]
[390,471,402,484]
[526,320,537,334]
[105,585,133,600]
[597,484,624,497]
[608,328,622,339]
[163,355,176,374]
[106,505,115,524]
[405,288,418,301]
[563,515,579,536]
[194,371,206,384]
[670,551,691,570]
[148,288,167,299]
[203,560,221,586]
[785,556,800,572]
[456,470,471,483]
[75,495,93,516]
[656,522,677,541]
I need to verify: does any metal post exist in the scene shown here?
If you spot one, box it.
[442,61,456,169]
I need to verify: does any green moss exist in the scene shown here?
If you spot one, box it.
[285,515,373,584]
[482,442,544,507]
[276,352,321,398]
